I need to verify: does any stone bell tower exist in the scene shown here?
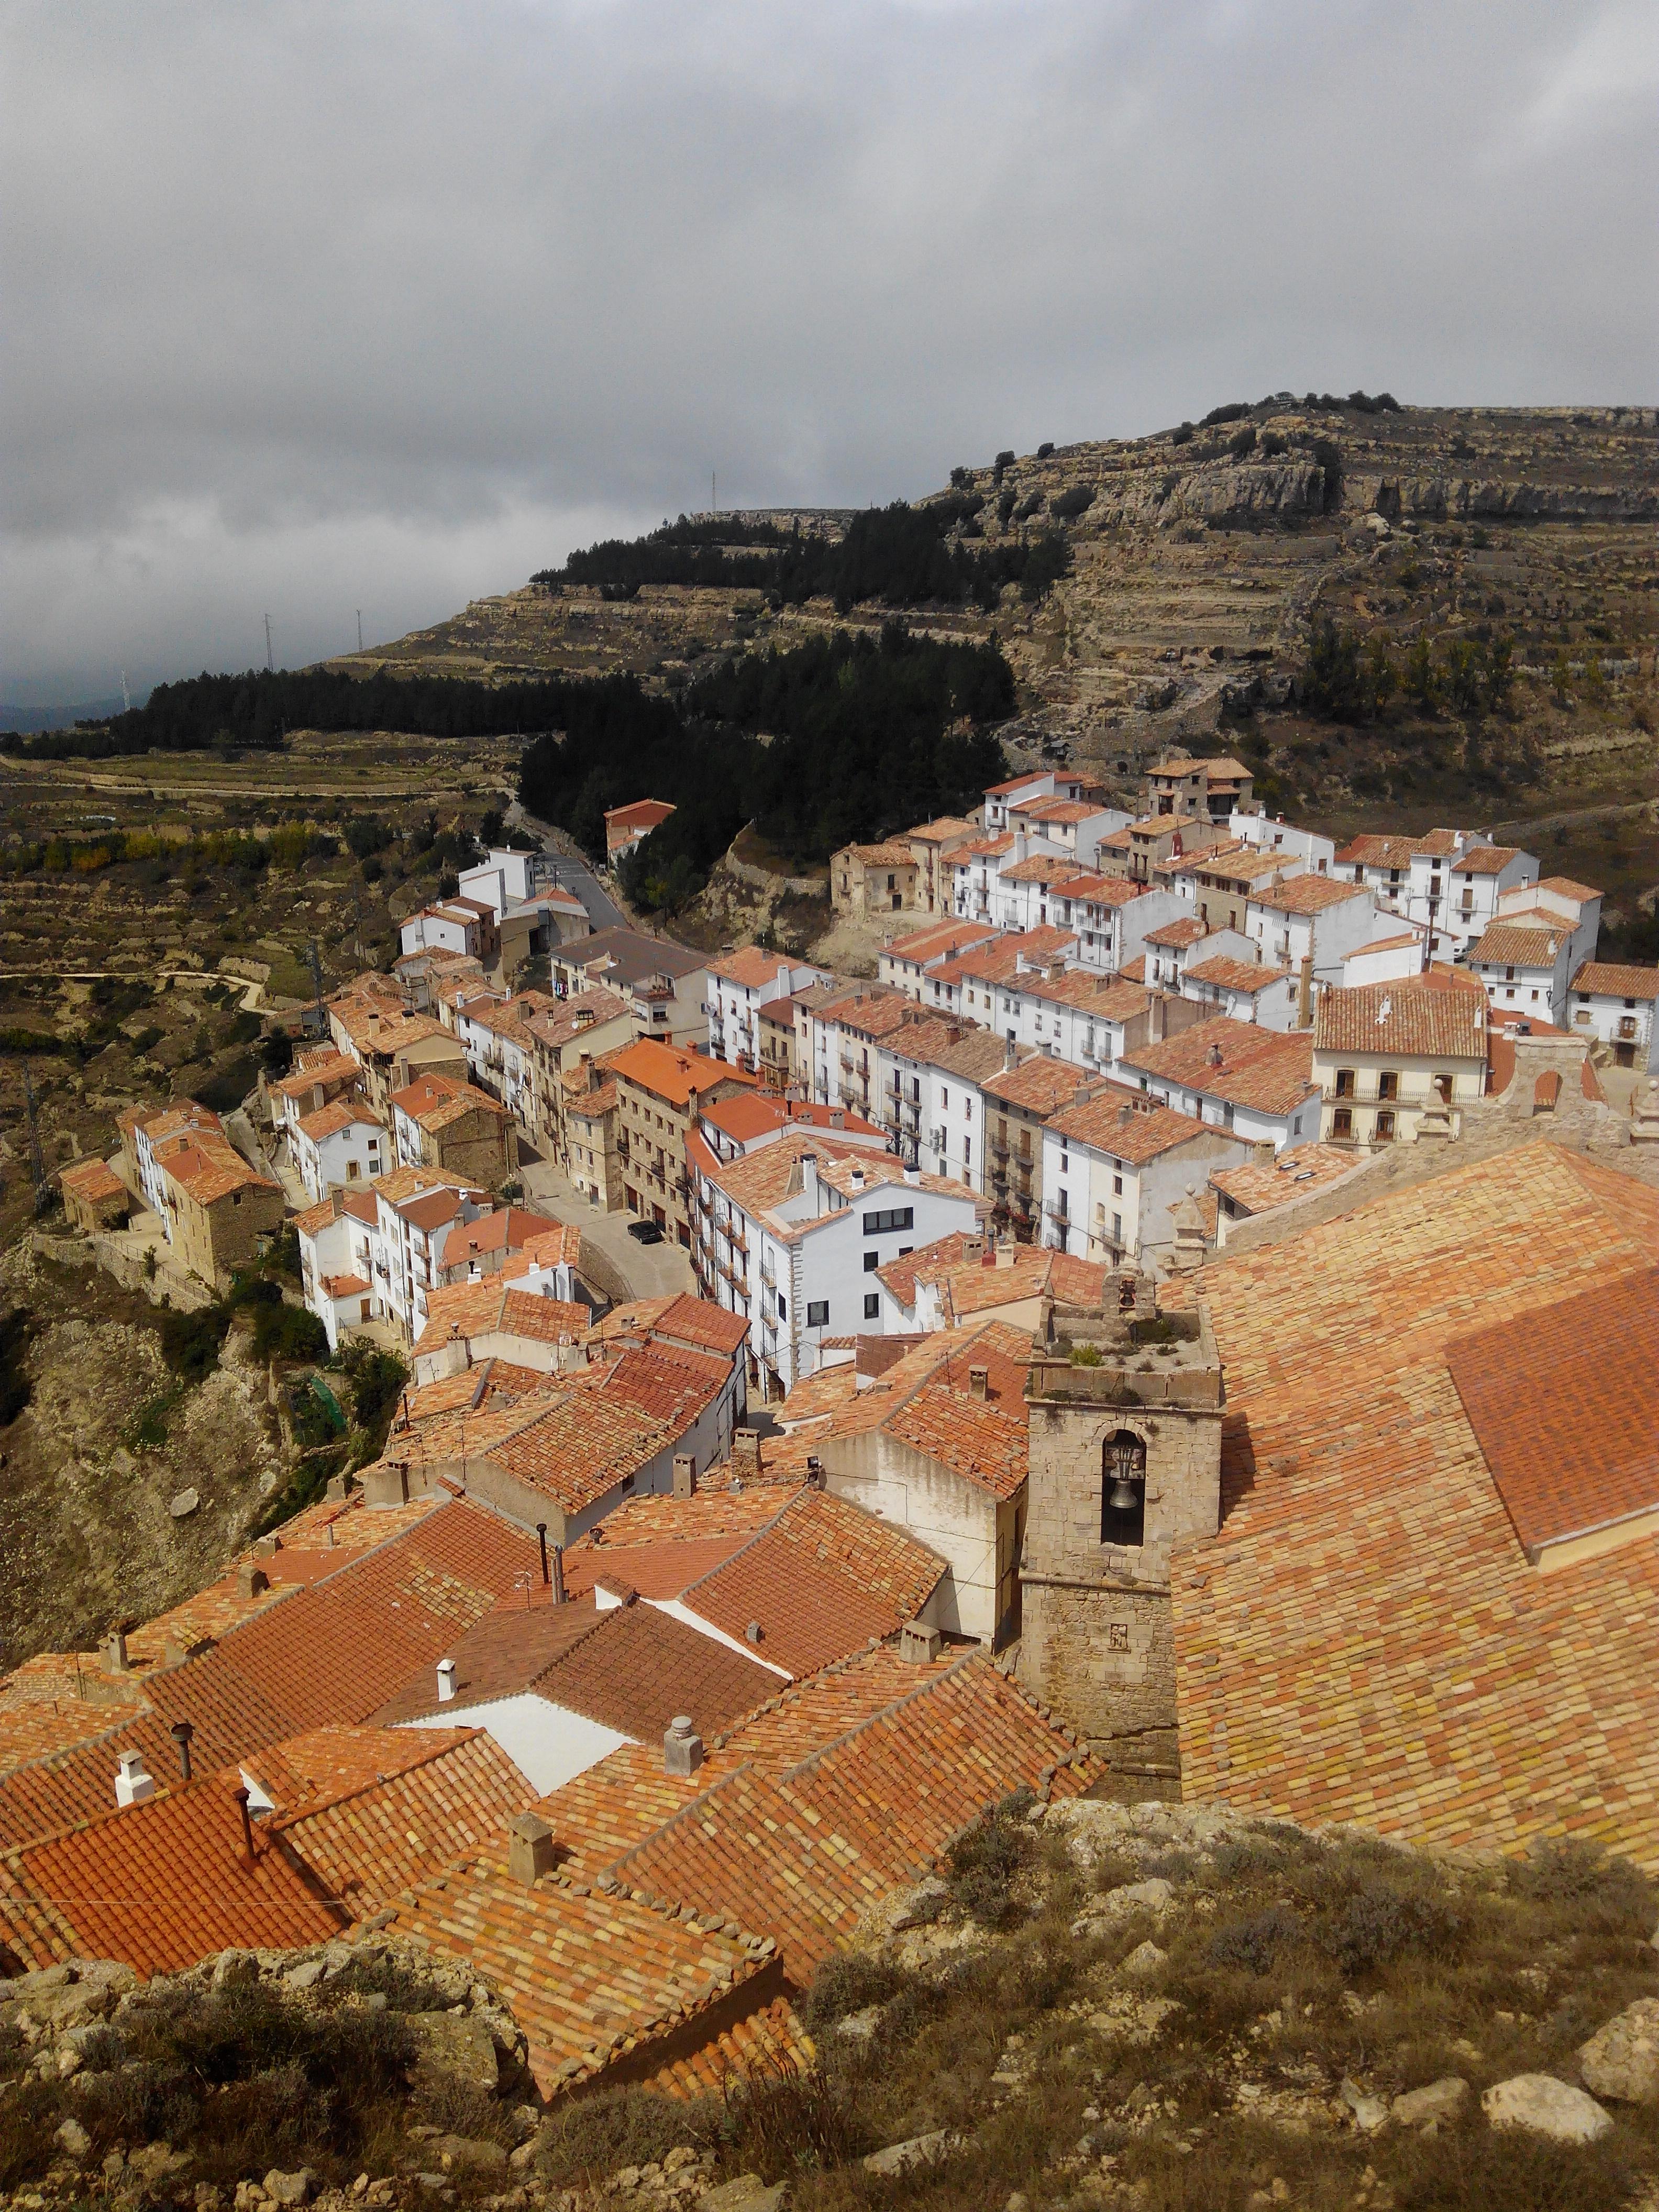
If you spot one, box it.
[1018,1262,1224,1790]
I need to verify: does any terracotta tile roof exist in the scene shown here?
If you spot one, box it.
[269,1729,534,1921]
[296,1099,380,1141]
[680,1490,946,1678]
[1153,751,1252,780]
[0,1775,344,1977]
[417,1280,589,1350]
[1333,834,1417,869]
[1450,845,1527,876]
[0,1660,151,1781]
[984,772,1051,796]
[320,1272,371,1300]
[0,1500,540,1854]
[523,988,634,1051]
[373,1594,775,1745]
[1074,873,1151,913]
[1313,981,1490,1059]
[1469,921,1564,967]
[842,840,917,868]
[1445,1268,1659,1560]
[609,1038,757,1107]
[1144,916,1211,949]
[1046,1085,1216,1164]
[777,1365,861,1428]
[879,1325,1034,1501]
[274,1052,360,1099]
[293,1195,341,1236]
[1251,872,1369,915]
[391,1073,511,1129]
[708,946,792,989]
[640,1994,815,2100]
[873,1231,980,1308]
[57,1157,126,1203]
[380,1850,773,2096]
[983,1055,1095,1115]
[999,854,1091,885]
[605,1653,1100,1985]
[905,814,978,844]
[644,1294,753,1359]
[162,1140,276,1207]
[1185,955,1290,993]
[444,1208,562,1266]
[1572,961,1659,1002]
[1174,1146,1659,1871]
[1120,1018,1317,1115]
[1534,875,1601,902]
[1010,798,1100,824]
[1209,1142,1361,1218]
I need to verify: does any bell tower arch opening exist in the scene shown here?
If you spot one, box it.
[1101,1429,1147,1547]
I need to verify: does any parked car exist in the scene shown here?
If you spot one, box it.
[627,1219,664,1244]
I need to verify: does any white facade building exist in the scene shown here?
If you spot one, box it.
[290,1100,388,1202]
[1038,1087,1252,1265]
[705,948,831,1071]
[1568,962,1659,1073]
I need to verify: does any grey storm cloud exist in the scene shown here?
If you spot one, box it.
[3,0,1655,699]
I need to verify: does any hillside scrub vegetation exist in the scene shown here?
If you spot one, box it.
[533,500,1073,613]
[529,1799,1659,2212]
[519,625,1010,911]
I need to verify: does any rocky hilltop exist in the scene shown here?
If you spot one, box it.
[4,1796,1656,2212]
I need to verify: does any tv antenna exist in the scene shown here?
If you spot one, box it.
[711,472,716,515]
[308,938,325,1036]
[356,609,363,653]
[120,671,130,714]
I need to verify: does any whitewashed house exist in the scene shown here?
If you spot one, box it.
[1038,1087,1252,1265]
[1567,962,1659,1072]
[705,948,831,1072]
[290,1097,388,1202]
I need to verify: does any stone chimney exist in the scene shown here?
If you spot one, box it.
[672,1452,696,1500]
[508,1811,556,1886]
[968,1364,989,1401]
[900,1620,943,1665]
[236,1563,269,1600]
[663,1715,704,1777]
[104,1630,130,1676]
[732,1428,761,1475]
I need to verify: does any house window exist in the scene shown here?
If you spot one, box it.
[1112,1173,1123,1195]
[1378,1071,1399,1102]
[862,1206,914,1234]
[863,1251,879,1271]
[1335,1068,1356,1098]
[806,1299,828,1328]
[1376,1110,1396,1142]
[863,1292,880,1320]
[1101,1430,1146,1547]
[1332,1107,1353,1138]
[775,1292,787,1321]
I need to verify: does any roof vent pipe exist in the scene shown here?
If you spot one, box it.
[536,1521,550,1587]
[169,1721,194,1783]
[234,1786,255,1858]
[436,1658,457,1703]
[745,1620,764,1645]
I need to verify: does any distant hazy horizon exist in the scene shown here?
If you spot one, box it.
[4,0,1655,701]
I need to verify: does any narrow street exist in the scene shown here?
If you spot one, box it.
[517,1151,693,1305]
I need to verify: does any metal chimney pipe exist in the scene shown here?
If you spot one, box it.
[170,1720,194,1783]
[536,1522,550,1587]
[550,1543,567,1606]
[234,1786,254,1859]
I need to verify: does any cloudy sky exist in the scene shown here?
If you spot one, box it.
[4,0,1655,705]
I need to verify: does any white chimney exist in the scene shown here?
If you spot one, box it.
[114,1751,154,1808]
[436,1657,457,1703]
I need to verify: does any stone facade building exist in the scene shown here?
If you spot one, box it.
[1018,1269,1223,1788]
